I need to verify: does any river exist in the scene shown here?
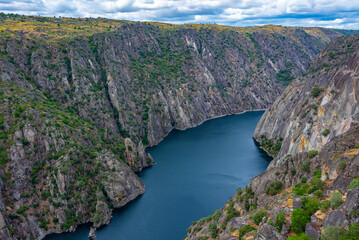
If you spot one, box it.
[47,111,271,240]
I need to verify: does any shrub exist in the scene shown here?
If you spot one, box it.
[209,223,217,238]
[340,223,359,240]
[293,183,309,196]
[238,225,256,240]
[291,167,297,175]
[330,191,344,209]
[313,190,323,199]
[321,226,345,240]
[308,150,318,159]
[301,196,319,214]
[291,196,319,234]
[308,178,325,193]
[265,181,283,196]
[338,161,348,173]
[319,200,330,212]
[250,208,267,225]
[224,200,239,225]
[312,168,322,178]
[301,176,308,183]
[348,178,359,189]
[322,129,330,137]
[301,160,311,172]
[271,210,286,232]
[311,86,323,97]
[291,208,310,234]
[287,233,313,240]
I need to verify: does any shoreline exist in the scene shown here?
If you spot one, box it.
[45,108,268,240]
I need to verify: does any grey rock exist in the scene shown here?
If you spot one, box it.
[323,210,346,228]
[88,227,96,239]
[0,212,6,229]
[344,186,359,212]
[305,222,320,240]
[293,198,302,210]
[226,216,250,229]
[256,223,282,240]
[331,176,352,191]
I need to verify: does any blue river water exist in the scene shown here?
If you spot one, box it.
[47,111,271,240]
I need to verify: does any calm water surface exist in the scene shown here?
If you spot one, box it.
[47,111,271,240]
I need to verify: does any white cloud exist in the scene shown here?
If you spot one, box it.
[0,0,358,29]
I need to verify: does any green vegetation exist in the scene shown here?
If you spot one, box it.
[311,86,323,98]
[291,196,319,234]
[330,191,344,209]
[270,210,286,232]
[322,129,330,137]
[293,183,310,196]
[265,181,283,196]
[321,226,345,240]
[308,150,319,159]
[223,200,240,227]
[238,225,256,239]
[348,178,359,189]
[287,233,313,240]
[250,208,267,225]
[209,223,218,238]
[258,136,283,157]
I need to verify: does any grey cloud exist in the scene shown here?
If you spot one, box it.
[0,0,358,29]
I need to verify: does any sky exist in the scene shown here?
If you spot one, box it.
[0,0,359,29]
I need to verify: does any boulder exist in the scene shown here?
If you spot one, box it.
[323,210,346,228]
[256,223,282,240]
[226,216,250,229]
[344,186,359,212]
[88,227,96,239]
[305,222,320,240]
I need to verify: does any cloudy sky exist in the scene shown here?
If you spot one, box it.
[1,0,359,29]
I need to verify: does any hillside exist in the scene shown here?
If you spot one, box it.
[0,14,356,239]
[184,35,359,240]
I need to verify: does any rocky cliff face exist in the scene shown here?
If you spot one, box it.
[0,14,356,239]
[185,35,359,240]
[254,35,359,161]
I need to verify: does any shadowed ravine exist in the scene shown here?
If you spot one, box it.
[47,111,271,240]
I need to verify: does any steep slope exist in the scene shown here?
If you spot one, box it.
[254,35,359,161]
[184,34,359,240]
[0,14,357,239]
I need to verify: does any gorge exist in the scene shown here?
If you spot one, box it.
[0,13,358,240]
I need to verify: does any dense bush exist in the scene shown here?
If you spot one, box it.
[311,86,323,97]
[340,223,359,240]
[238,225,256,240]
[287,233,313,240]
[348,178,359,189]
[301,160,311,172]
[321,226,345,240]
[308,178,325,193]
[293,183,309,196]
[291,197,319,234]
[271,210,286,232]
[313,190,323,199]
[265,181,283,196]
[330,191,344,209]
[322,129,330,137]
[209,223,218,238]
[291,208,310,234]
[308,150,318,159]
[250,208,267,225]
[338,161,348,173]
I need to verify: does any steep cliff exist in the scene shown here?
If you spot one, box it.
[254,35,359,161]
[0,14,357,239]
[184,35,359,240]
